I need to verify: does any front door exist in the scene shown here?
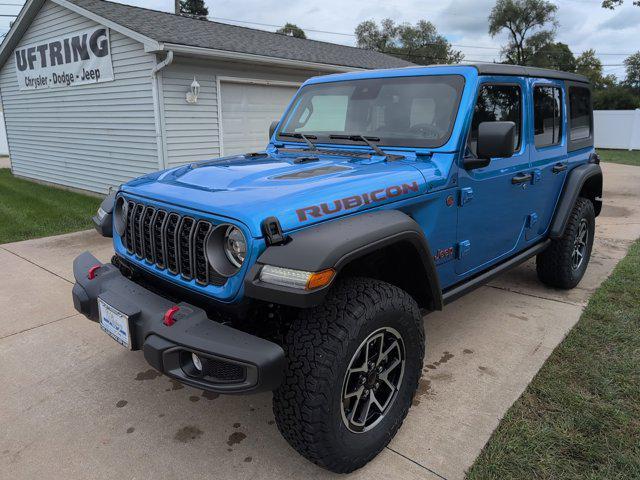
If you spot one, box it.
[456,78,532,276]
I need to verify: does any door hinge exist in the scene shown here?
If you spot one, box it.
[526,212,538,229]
[459,187,474,206]
[457,240,471,259]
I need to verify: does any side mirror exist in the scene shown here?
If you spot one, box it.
[269,120,280,139]
[464,121,516,170]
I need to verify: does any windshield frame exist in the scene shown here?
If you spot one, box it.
[275,74,466,150]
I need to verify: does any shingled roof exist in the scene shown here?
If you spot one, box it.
[55,0,410,70]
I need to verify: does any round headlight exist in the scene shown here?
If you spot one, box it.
[205,224,247,277]
[113,196,128,236]
[224,226,247,268]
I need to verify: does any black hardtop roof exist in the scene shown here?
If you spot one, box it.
[457,63,589,84]
[400,63,590,84]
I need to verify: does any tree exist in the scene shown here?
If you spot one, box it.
[276,23,307,39]
[602,0,640,8]
[489,0,558,65]
[594,86,640,109]
[624,52,640,90]
[530,41,576,71]
[355,19,397,52]
[355,19,463,65]
[575,49,606,87]
[179,0,208,18]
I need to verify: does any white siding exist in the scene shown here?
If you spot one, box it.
[0,0,158,193]
[0,111,8,155]
[161,58,317,168]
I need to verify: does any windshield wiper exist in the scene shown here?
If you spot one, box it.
[329,134,387,157]
[279,132,318,151]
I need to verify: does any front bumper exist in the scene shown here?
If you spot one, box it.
[72,251,285,394]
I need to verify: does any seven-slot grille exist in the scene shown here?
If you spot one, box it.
[123,200,226,286]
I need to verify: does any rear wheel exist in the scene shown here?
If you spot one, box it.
[537,197,595,289]
[272,277,424,473]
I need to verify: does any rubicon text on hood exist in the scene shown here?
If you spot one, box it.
[296,181,420,222]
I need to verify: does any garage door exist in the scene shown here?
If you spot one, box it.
[220,81,299,156]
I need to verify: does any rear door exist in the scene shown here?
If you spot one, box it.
[526,79,567,241]
[455,78,532,276]
[220,80,299,156]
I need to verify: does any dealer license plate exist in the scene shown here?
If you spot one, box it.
[98,298,132,349]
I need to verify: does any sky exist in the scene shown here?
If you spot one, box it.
[1,0,638,78]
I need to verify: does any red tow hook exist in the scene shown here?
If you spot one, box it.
[87,264,102,280]
[163,306,180,326]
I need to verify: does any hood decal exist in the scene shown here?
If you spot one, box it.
[275,165,351,180]
[296,181,420,222]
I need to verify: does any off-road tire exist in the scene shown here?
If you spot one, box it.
[272,277,425,473]
[536,197,595,289]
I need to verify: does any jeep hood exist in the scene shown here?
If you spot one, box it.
[121,152,439,237]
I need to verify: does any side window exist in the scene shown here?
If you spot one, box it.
[568,87,592,141]
[468,84,521,157]
[534,86,562,148]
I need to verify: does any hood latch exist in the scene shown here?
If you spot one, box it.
[261,216,288,246]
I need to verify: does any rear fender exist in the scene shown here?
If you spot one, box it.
[549,162,602,240]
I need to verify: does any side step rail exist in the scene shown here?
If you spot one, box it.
[442,240,551,305]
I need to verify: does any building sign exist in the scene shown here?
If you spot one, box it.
[15,27,114,91]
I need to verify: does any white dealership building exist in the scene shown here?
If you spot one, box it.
[0,0,408,193]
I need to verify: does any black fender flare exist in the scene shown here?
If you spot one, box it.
[549,162,602,240]
[244,210,442,310]
[93,192,115,238]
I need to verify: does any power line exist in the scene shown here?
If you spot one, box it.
[208,16,638,58]
[209,16,355,37]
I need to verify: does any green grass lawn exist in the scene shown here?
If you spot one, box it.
[466,239,640,480]
[0,169,101,244]
[597,149,640,167]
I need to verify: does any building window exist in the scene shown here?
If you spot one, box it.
[569,87,592,141]
[468,84,522,157]
[534,86,562,148]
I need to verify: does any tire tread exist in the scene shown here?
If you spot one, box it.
[272,277,424,473]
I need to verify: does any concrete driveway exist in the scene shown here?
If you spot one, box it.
[1,162,639,480]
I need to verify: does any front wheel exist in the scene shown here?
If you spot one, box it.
[537,197,595,289]
[272,277,425,473]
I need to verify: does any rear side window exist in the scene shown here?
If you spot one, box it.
[534,86,562,148]
[468,84,521,157]
[568,86,592,142]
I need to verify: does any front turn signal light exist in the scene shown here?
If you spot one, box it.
[259,265,336,291]
[306,268,336,290]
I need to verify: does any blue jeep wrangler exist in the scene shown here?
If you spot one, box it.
[74,63,602,472]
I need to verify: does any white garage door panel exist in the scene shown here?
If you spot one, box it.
[221,82,298,156]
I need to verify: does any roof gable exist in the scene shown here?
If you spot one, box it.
[0,0,412,71]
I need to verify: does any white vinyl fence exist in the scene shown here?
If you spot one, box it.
[594,109,640,151]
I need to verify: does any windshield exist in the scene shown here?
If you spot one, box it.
[277,75,465,149]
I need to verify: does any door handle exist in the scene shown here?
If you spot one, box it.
[511,172,533,184]
[552,163,567,173]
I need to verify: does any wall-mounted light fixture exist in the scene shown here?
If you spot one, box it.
[186,77,200,104]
